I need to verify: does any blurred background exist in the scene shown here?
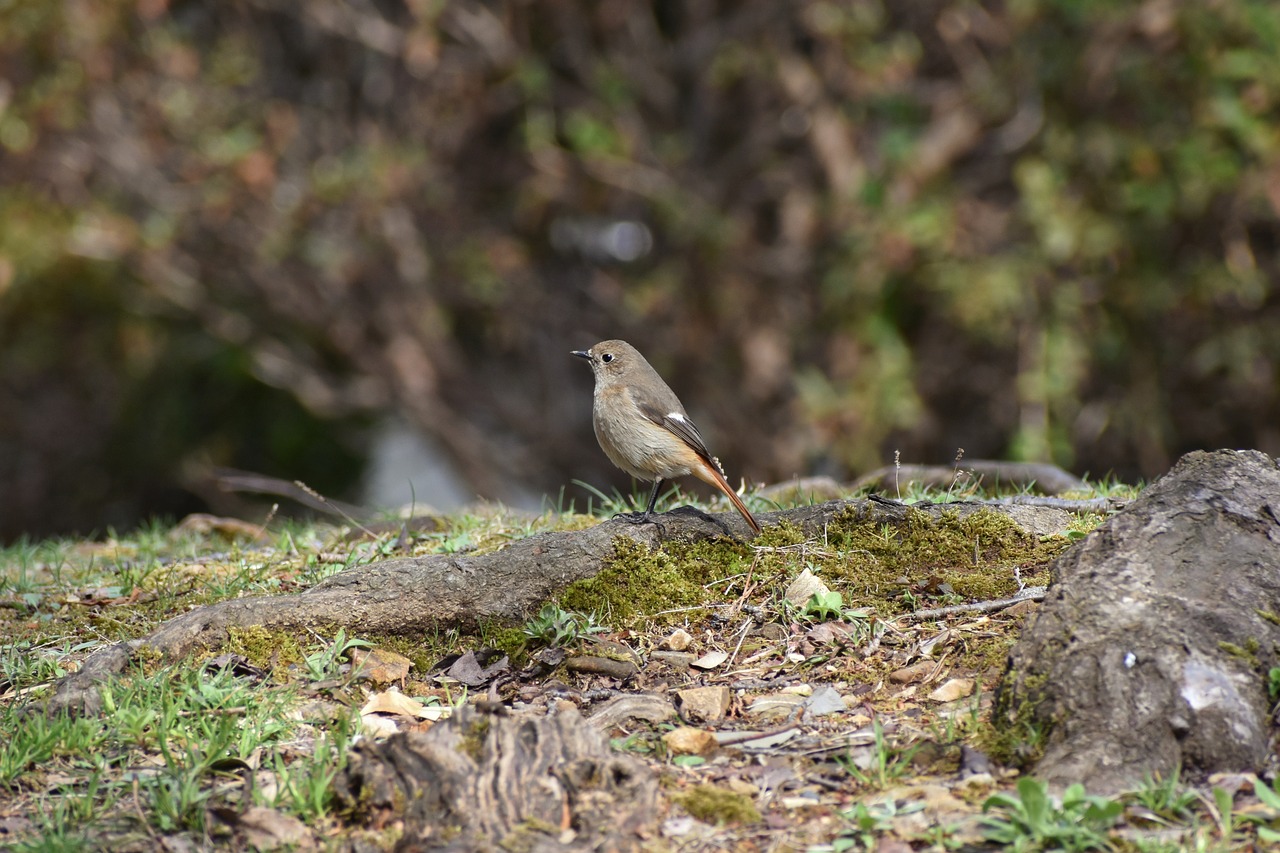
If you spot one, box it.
[1,0,1278,542]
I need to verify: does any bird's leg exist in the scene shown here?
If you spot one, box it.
[642,478,664,522]
[613,479,666,528]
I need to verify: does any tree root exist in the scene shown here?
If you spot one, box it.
[38,498,1058,716]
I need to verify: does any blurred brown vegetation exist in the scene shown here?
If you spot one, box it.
[1,0,1278,540]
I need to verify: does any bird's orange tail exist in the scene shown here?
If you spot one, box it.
[693,460,762,534]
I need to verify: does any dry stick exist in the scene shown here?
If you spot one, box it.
[133,779,163,846]
[294,481,378,539]
[897,588,1047,622]
[714,722,802,748]
[650,603,737,617]
[923,650,951,684]
[726,616,755,668]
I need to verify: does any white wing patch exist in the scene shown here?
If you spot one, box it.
[666,413,724,475]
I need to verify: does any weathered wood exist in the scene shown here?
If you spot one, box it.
[333,705,658,852]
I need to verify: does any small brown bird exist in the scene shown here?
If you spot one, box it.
[572,340,761,534]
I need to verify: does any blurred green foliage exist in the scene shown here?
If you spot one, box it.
[0,0,1277,538]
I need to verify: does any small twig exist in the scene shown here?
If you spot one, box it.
[704,571,751,589]
[294,481,378,538]
[254,502,279,542]
[923,650,951,684]
[714,722,802,747]
[725,617,755,668]
[749,541,835,558]
[897,588,1047,622]
[894,449,901,500]
[133,778,162,845]
[175,707,247,718]
[650,603,737,617]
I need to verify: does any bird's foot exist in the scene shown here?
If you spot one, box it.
[611,510,652,524]
[611,510,666,535]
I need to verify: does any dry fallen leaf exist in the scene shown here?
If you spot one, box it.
[783,568,829,606]
[172,513,269,542]
[360,688,450,721]
[689,650,728,670]
[350,647,413,684]
[889,660,936,684]
[228,806,314,851]
[928,677,975,703]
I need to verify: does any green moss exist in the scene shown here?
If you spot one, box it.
[558,508,1065,631]
[459,716,491,762]
[482,623,531,661]
[130,643,168,676]
[752,520,809,548]
[1219,639,1261,669]
[224,626,304,672]
[809,507,1070,614]
[1257,610,1280,629]
[957,634,1018,677]
[982,671,1052,768]
[673,784,761,824]
[559,535,751,625]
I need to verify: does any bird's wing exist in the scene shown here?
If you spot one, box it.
[637,401,726,476]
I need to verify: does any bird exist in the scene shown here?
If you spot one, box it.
[571,340,762,534]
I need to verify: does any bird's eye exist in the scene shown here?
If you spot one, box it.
[601,353,614,363]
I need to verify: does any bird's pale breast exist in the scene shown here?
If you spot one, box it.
[593,385,695,481]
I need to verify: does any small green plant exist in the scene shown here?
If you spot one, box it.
[148,717,240,834]
[802,590,847,621]
[0,711,99,786]
[981,776,1122,851]
[1197,786,1242,847]
[268,712,357,821]
[522,603,604,648]
[837,719,920,789]
[1129,769,1196,821]
[1238,776,1280,844]
[829,800,893,851]
[573,478,681,519]
[799,588,875,632]
[672,754,706,768]
[1267,667,1280,702]
[610,731,658,755]
[303,628,373,681]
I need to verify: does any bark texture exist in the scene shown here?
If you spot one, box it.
[334,706,657,852]
[996,449,1280,791]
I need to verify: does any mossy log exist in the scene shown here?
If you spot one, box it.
[41,498,1071,716]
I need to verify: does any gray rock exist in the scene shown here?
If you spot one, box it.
[995,449,1280,792]
[803,685,846,720]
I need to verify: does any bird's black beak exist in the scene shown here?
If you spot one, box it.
[570,350,592,361]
